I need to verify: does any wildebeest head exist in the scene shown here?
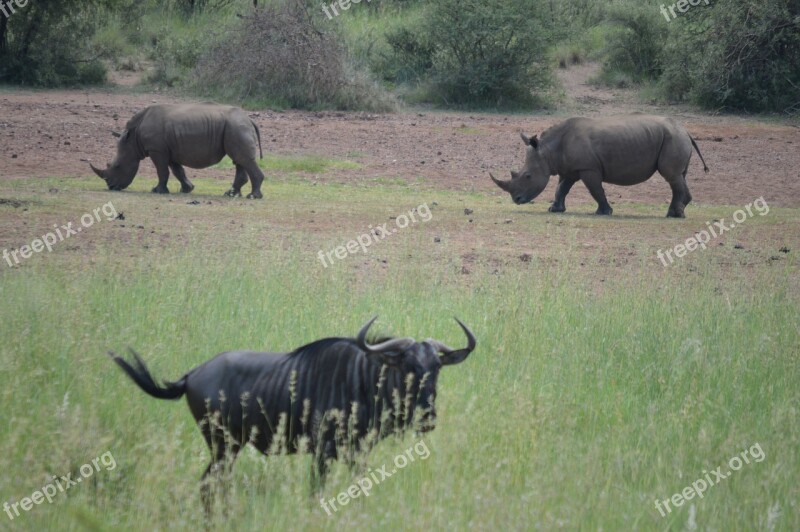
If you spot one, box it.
[356,316,476,433]
[490,132,552,205]
[90,130,141,191]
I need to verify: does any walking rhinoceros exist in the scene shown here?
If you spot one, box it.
[91,103,266,199]
[490,115,709,217]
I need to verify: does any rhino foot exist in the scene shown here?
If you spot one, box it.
[224,188,242,198]
[666,210,686,218]
[180,184,195,194]
[595,206,613,215]
[151,186,170,194]
[247,191,263,200]
[548,204,566,213]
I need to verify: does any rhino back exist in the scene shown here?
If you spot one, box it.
[558,116,682,184]
[136,104,243,169]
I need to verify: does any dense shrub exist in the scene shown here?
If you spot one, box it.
[598,2,667,86]
[660,0,800,113]
[0,0,110,86]
[192,0,392,110]
[385,0,554,108]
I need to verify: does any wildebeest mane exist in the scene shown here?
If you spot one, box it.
[287,334,398,359]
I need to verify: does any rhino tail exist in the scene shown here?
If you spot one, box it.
[252,120,263,160]
[108,349,187,400]
[690,136,709,173]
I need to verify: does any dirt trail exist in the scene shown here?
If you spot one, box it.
[1,70,798,208]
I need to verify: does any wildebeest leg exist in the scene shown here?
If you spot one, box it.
[242,161,265,200]
[310,439,337,494]
[666,171,691,218]
[169,163,194,194]
[149,153,171,194]
[224,165,247,198]
[549,174,579,213]
[199,414,240,518]
[581,171,613,215]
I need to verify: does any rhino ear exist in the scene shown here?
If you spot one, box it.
[111,131,121,138]
[530,135,539,149]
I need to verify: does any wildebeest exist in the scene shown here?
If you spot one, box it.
[108,317,476,507]
[490,115,709,217]
[90,103,266,199]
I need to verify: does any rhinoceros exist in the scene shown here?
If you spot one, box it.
[90,103,266,199]
[490,115,709,217]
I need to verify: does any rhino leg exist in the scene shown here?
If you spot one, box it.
[549,174,579,213]
[224,165,248,197]
[150,153,170,194]
[581,171,613,215]
[240,161,265,200]
[666,171,691,218]
[169,163,194,194]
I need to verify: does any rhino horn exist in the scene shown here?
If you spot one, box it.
[489,172,511,192]
[111,131,122,138]
[90,163,107,180]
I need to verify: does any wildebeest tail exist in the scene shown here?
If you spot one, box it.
[108,349,186,400]
[690,136,709,173]
[252,120,263,159]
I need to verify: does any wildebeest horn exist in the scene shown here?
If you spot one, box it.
[357,316,416,354]
[489,172,511,192]
[430,318,476,366]
[90,163,107,180]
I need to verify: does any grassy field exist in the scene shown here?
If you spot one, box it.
[0,171,798,531]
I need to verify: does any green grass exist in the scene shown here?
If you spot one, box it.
[214,155,361,174]
[0,177,798,530]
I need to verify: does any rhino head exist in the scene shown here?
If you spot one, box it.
[90,130,141,191]
[490,132,552,205]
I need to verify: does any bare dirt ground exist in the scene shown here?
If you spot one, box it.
[1,65,799,210]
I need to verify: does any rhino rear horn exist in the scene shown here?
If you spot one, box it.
[90,163,107,180]
[489,172,511,192]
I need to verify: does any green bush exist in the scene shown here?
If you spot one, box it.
[0,0,110,86]
[659,0,800,113]
[387,0,554,108]
[598,2,667,85]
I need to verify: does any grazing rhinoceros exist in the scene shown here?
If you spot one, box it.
[490,115,709,217]
[90,103,266,199]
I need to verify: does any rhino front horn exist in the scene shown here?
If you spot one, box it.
[489,172,510,192]
[90,163,107,180]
